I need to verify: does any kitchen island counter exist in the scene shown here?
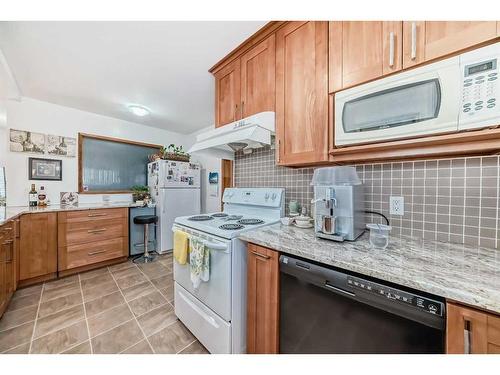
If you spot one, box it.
[239,224,500,315]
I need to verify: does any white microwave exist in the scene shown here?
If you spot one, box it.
[334,42,500,147]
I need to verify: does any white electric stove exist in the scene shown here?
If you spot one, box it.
[172,187,284,354]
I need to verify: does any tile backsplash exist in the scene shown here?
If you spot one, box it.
[234,146,500,250]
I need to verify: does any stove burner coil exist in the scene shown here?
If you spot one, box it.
[237,219,264,225]
[211,213,229,218]
[188,215,213,221]
[225,215,243,221]
[219,223,245,230]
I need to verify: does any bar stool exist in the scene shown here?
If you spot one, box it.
[133,215,158,263]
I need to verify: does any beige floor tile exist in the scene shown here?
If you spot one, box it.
[41,283,80,303]
[87,304,133,338]
[6,292,40,312]
[158,259,173,271]
[179,340,209,354]
[0,321,34,353]
[108,261,135,273]
[148,321,195,354]
[91,320,144,354]
[79,267,110,281]
[112,266,142,279]
[30,320,88,354]
[34,304,85,338]
[0,305,38,332]
[121,339,153,354]
[84,291,125,317]
[3,342,31,354]
[150,274,174,289]
[121,281,154,301]
[80,273,114,290]
[128,291,167,317]
[159,285,174,302]
[137,262,170,277]
[37,292,83,319]
[12,284,42,299]
[43,275,78,290]
[82,281,118,301]
[61,340,92,354]
[115,273,148,290]
[137,303,176,337]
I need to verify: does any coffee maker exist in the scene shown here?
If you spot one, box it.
[311,167,365,241]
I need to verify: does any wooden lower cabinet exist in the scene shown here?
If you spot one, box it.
[446,302,500,354]
[58,208,129,273]
[1,221,16,317]
[246,243,279,354]
[19,213,57,285]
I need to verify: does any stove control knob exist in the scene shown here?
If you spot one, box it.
[265,193,270,201]
[271,193,277,201]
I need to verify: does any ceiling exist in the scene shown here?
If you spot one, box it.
[0,21,266,134]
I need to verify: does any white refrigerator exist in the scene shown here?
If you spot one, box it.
[148,160,201,253]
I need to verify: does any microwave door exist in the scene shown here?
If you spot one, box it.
[334,57,460,147]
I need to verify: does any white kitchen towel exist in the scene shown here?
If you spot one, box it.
[189,238,210,289]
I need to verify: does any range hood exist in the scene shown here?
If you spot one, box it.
[189,111,275,158]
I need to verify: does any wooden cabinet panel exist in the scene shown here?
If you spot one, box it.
[403,21,499,68]
[240,34,276,118]
[19,213,57,282]
[330,21,402,92]
[276,21,329,166]
[214,59,241,127]
[0,229,5,315]
[57,208,129,272]
[1,222,16,317]
[247,243,279,354]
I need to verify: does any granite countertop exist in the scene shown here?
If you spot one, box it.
[239,224,500,315]
[0,202,144,225]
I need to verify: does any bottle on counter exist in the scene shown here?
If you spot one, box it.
[38,185,47,207]
[29,184,38,207]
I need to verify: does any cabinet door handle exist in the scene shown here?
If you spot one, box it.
[251,250,270,260]
[234,104,238,121]
[2,227,13,231]
[241,101,245,118]
[87,228,107,234]
[88,213,107,217]
[277,139,281,163]
[411,22,417,60]
[2,239,13,244]
[464,319,472,354]
[389,31,395,67]
[88,249,107,256]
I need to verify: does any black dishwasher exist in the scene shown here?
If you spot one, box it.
[280,254,445,354]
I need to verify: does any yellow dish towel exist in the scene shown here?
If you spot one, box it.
[173,230,189,265]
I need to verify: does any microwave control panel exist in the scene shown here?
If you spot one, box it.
[461,58,497,115]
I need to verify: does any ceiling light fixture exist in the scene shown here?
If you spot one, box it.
[128,104,150,117]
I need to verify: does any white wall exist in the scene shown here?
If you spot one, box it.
[3,97,191,206]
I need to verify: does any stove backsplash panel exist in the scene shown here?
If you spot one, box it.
[234,146,500,250]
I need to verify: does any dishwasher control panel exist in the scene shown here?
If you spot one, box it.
[347,276,443,317]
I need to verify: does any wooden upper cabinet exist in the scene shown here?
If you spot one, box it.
[276,21,329,166]
[247,243,279,354]
[329,21,402,92]
[214,59,241,127]
[240,34,276,118]
[19,213,57,282]
[403,21,500,68]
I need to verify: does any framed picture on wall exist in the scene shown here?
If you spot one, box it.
[29,157,62,181]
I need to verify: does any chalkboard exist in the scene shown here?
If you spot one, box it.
[79,134,161,193]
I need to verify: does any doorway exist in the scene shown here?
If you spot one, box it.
[220,159,233,210]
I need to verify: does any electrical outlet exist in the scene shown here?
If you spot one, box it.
[390,196,404,216]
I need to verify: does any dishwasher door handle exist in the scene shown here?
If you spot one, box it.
[324,281,355,297]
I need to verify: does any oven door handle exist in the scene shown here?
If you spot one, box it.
[172,226,229,253]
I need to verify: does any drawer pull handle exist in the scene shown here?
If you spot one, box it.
[88,250,107,256]
[88,213,107,217]
[2,239,14,244]
[2,227,13,231]
[87,228,107,234]
[251,250,270,260]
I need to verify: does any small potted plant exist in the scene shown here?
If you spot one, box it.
[162,144,190,162]
[131,185,150,203]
